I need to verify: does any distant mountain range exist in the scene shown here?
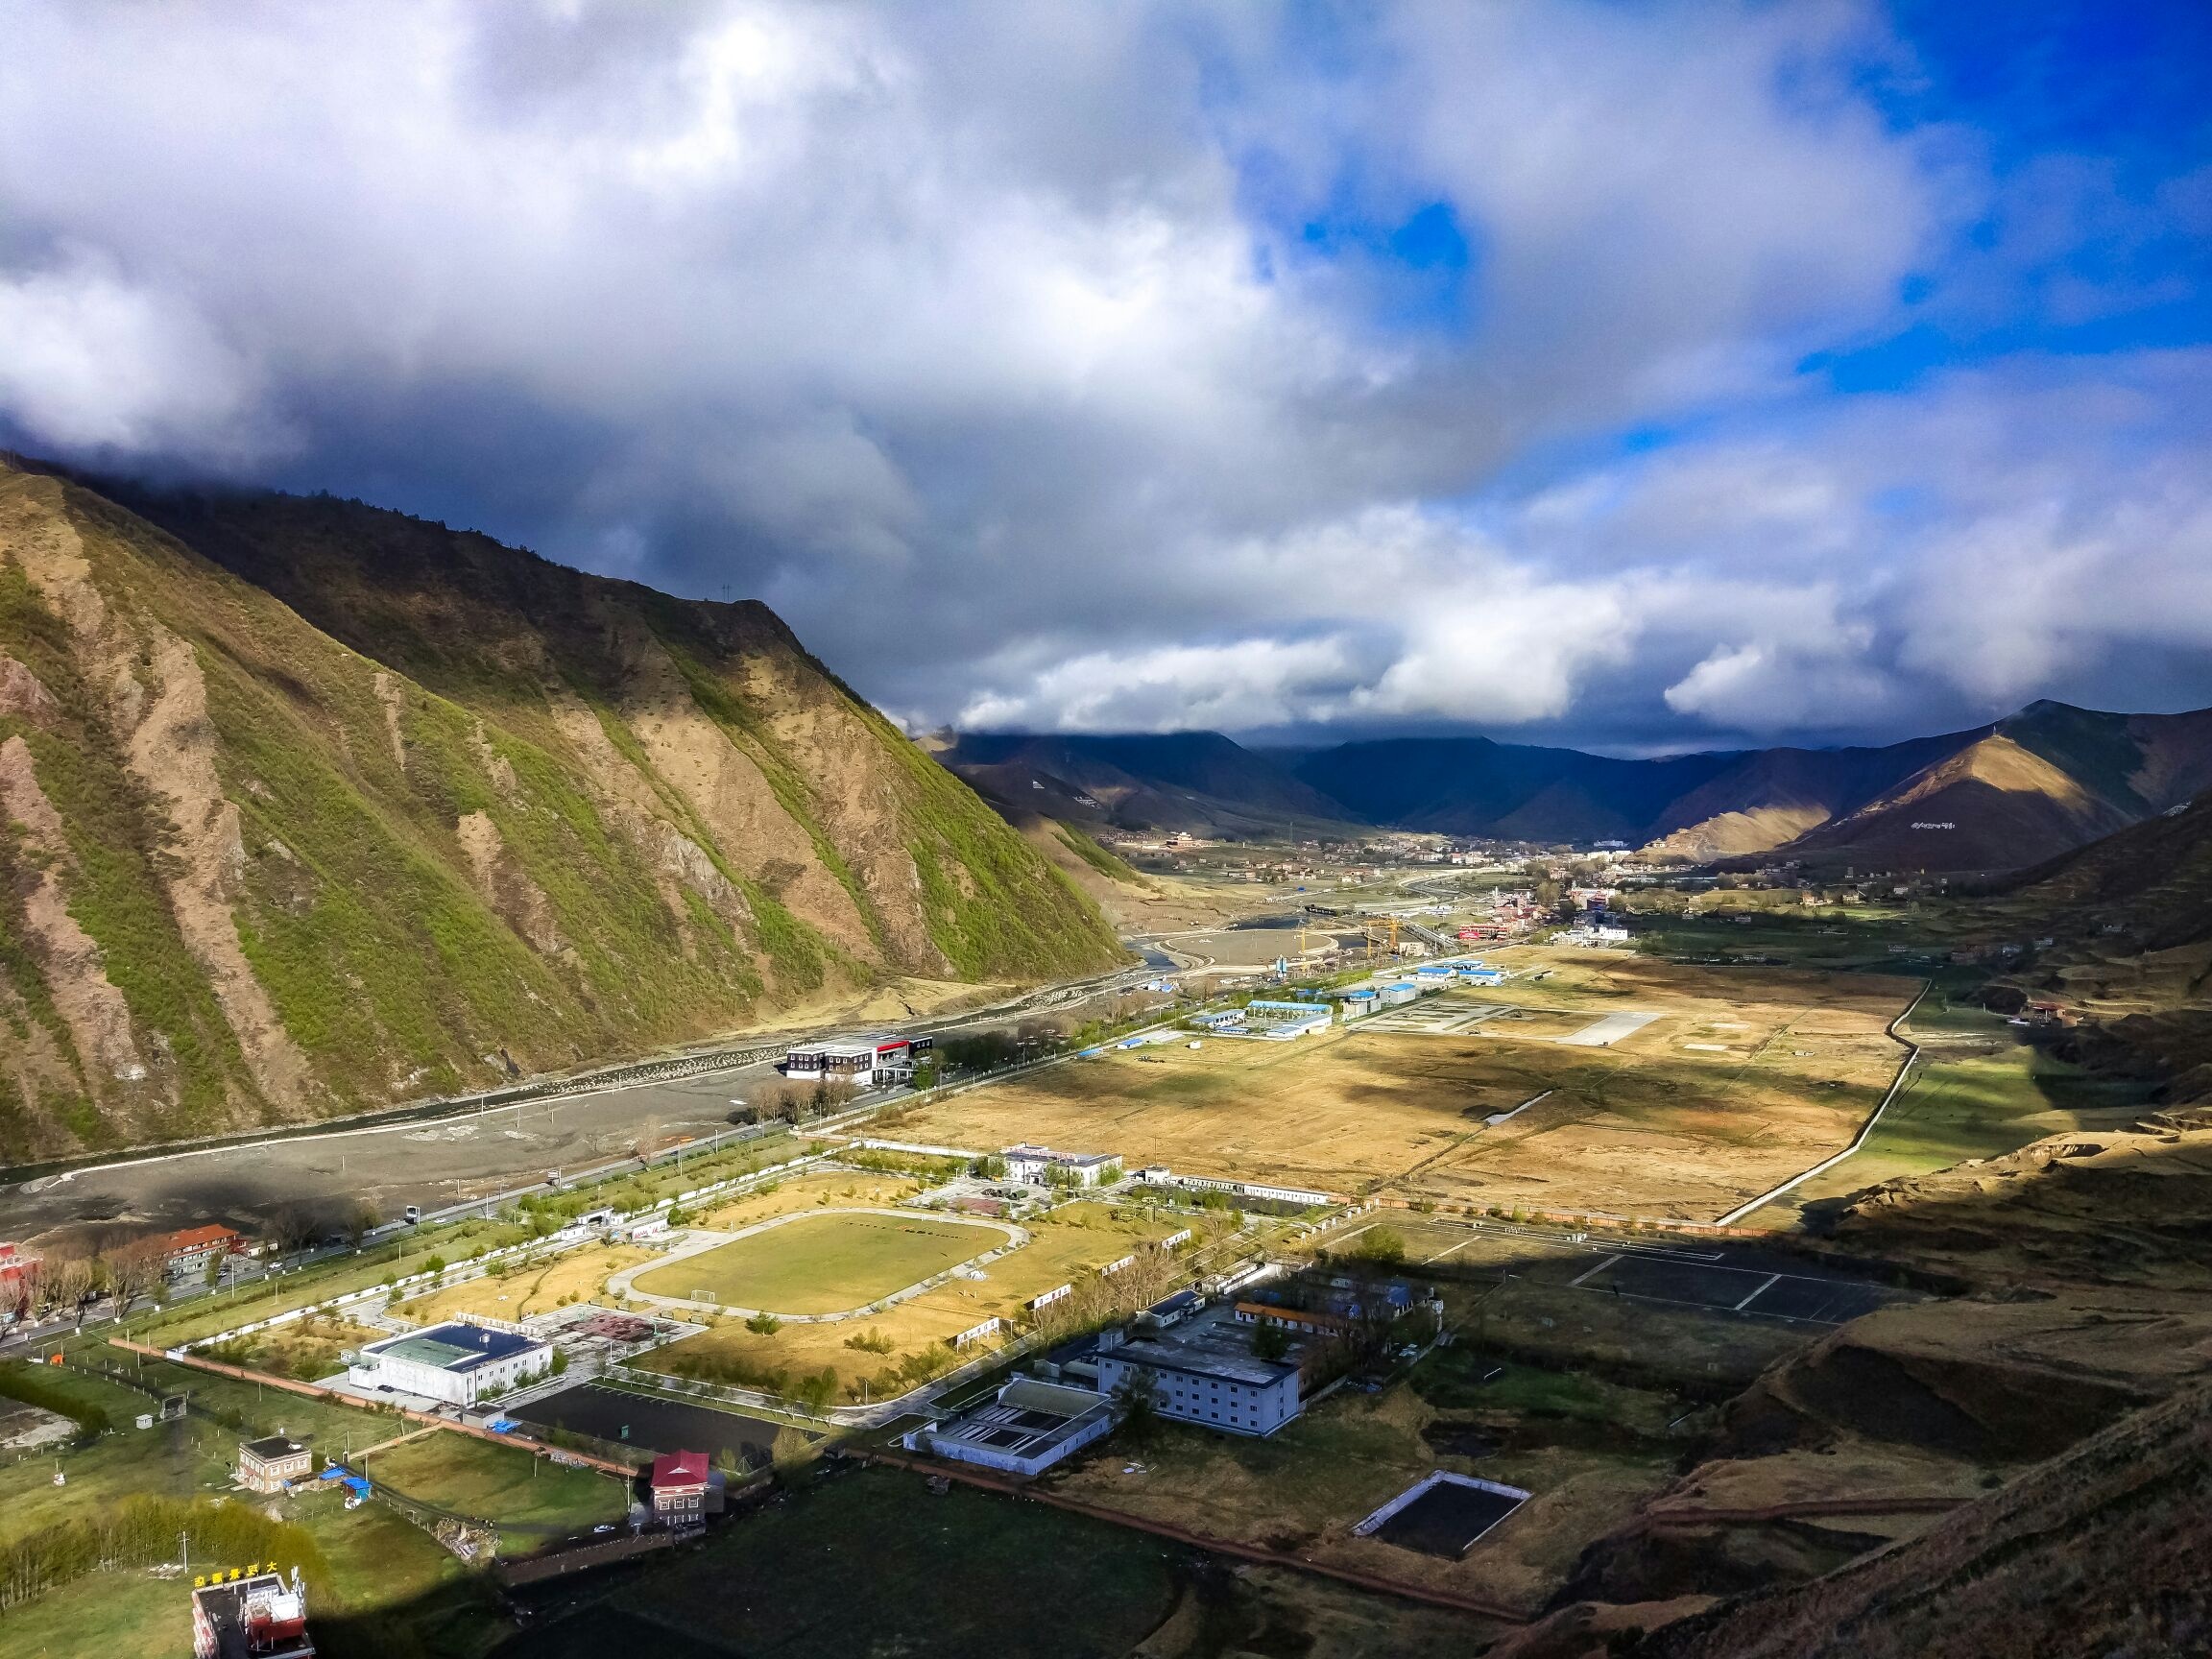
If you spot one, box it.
[940,700,2212,875]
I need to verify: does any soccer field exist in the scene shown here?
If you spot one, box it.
[632,1211,1001,1313]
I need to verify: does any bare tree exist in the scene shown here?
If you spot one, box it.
[101,1237,171,1315]
[265,1203,321,1255]
[37,1248,98,1322]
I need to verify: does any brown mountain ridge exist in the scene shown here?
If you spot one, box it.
[0,461,1121,1162]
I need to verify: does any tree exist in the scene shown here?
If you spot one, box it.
[103,1238,170,1316]
[770,1422,817,1483]
[745,1311,781,1334]
[1250,1321,1291,1362]
[1346,1226,1407,1267]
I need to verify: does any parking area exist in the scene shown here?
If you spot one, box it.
[512,1382,793,1465]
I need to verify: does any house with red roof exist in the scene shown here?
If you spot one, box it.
[163,1225,246,1276]
[649,1450,711,1527]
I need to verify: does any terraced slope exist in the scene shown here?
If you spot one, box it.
[0,464,1120,1160]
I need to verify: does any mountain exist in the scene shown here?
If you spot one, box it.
[0,461,1120,1162]
[1290,735,1743,841]
[944,702,2212,874]
[935,731,1359,838]
[2001,792,2212,956]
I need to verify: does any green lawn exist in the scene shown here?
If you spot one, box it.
[1757,1022,2156,1221]
[633,1213,997,1313]
[360,1431,627,1548]
[506,1466,1181,1659]
[0,1568,192,1657]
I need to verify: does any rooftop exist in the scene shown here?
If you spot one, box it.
[367,1321,544,1373]
[242,1434,309,1461]
[651,1449,710,1487]
[166,1224,243,1251]
[927,1378,1115,1463]
[1104,1311,1303,1388]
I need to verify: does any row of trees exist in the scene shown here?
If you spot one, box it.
[2,1233,182,1332]
[736,1076,860,1125]
[0,1494,329,1613]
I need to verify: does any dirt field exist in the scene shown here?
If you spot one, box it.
[895,955,1919,1220]
[397,1241,659,1325]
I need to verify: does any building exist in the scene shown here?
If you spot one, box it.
[165,1225,247,1277]
[1232,1301,1354,1340]
[903,1377,1117,1477]
[192,1567,314,1659]
[1001,1143,1120,1188]
[649,1449,711,1527]
[236,1434,313,1494]
[1092,1319,1303,1437]
[1241,1000,1332,1038]
[348,1320,554,1407]
[1336,988,1379,1020]
[781,1032,931,1087]
[1379,981,1418,1006]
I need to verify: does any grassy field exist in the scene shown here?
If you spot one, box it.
[511,1465,1189,1658]
[1042,1365,1673,1612]
[639,1203,1184,1397]
[693,1167,922,1232]
[0,1568,193,1656]
[360,1431,628,1549]
[1752,996,2160,1223]
[633,1212,998,1314]
[895,951,1920,1220]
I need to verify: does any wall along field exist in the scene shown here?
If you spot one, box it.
[894,951,1921,1220]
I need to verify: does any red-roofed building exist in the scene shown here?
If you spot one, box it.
[164,1225,246,1276]
[649,1450,710,1526]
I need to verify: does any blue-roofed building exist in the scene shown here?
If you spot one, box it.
[349,1318,554,1407]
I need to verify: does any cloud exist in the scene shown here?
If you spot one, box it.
[0,262,277,460]
[0,1,2202,749]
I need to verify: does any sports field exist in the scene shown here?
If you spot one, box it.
[895,952,1921,1221]
[637,1204,1184,1395]
[632,1212,998,1313]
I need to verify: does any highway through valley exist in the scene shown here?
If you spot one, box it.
[0,960,1163,1243]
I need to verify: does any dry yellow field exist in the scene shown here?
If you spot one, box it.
[894,954,1919,1220]
[395,1241,658,1325]
[695,1168,923,1231]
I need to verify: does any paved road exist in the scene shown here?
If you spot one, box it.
[0,961,1164,1241]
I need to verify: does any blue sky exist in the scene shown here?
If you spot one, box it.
[0,0,2207,753]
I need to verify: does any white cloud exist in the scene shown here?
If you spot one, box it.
[0,263,276,459]
[0,2,2198,746]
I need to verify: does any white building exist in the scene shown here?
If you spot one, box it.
[1092,1323,1303,1437]
[1240,1000,1332,1038]
[1002,1143,1120,1188]
[348,1320,554,1407]
[782,1032,930,1087]
[905,1377,1117,1477]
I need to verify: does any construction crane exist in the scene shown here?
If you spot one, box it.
[1361,914,1401,964]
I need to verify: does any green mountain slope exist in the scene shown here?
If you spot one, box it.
[0,463,1120,1161]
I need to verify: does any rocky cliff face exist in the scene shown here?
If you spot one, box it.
[0,464,1121,1160]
